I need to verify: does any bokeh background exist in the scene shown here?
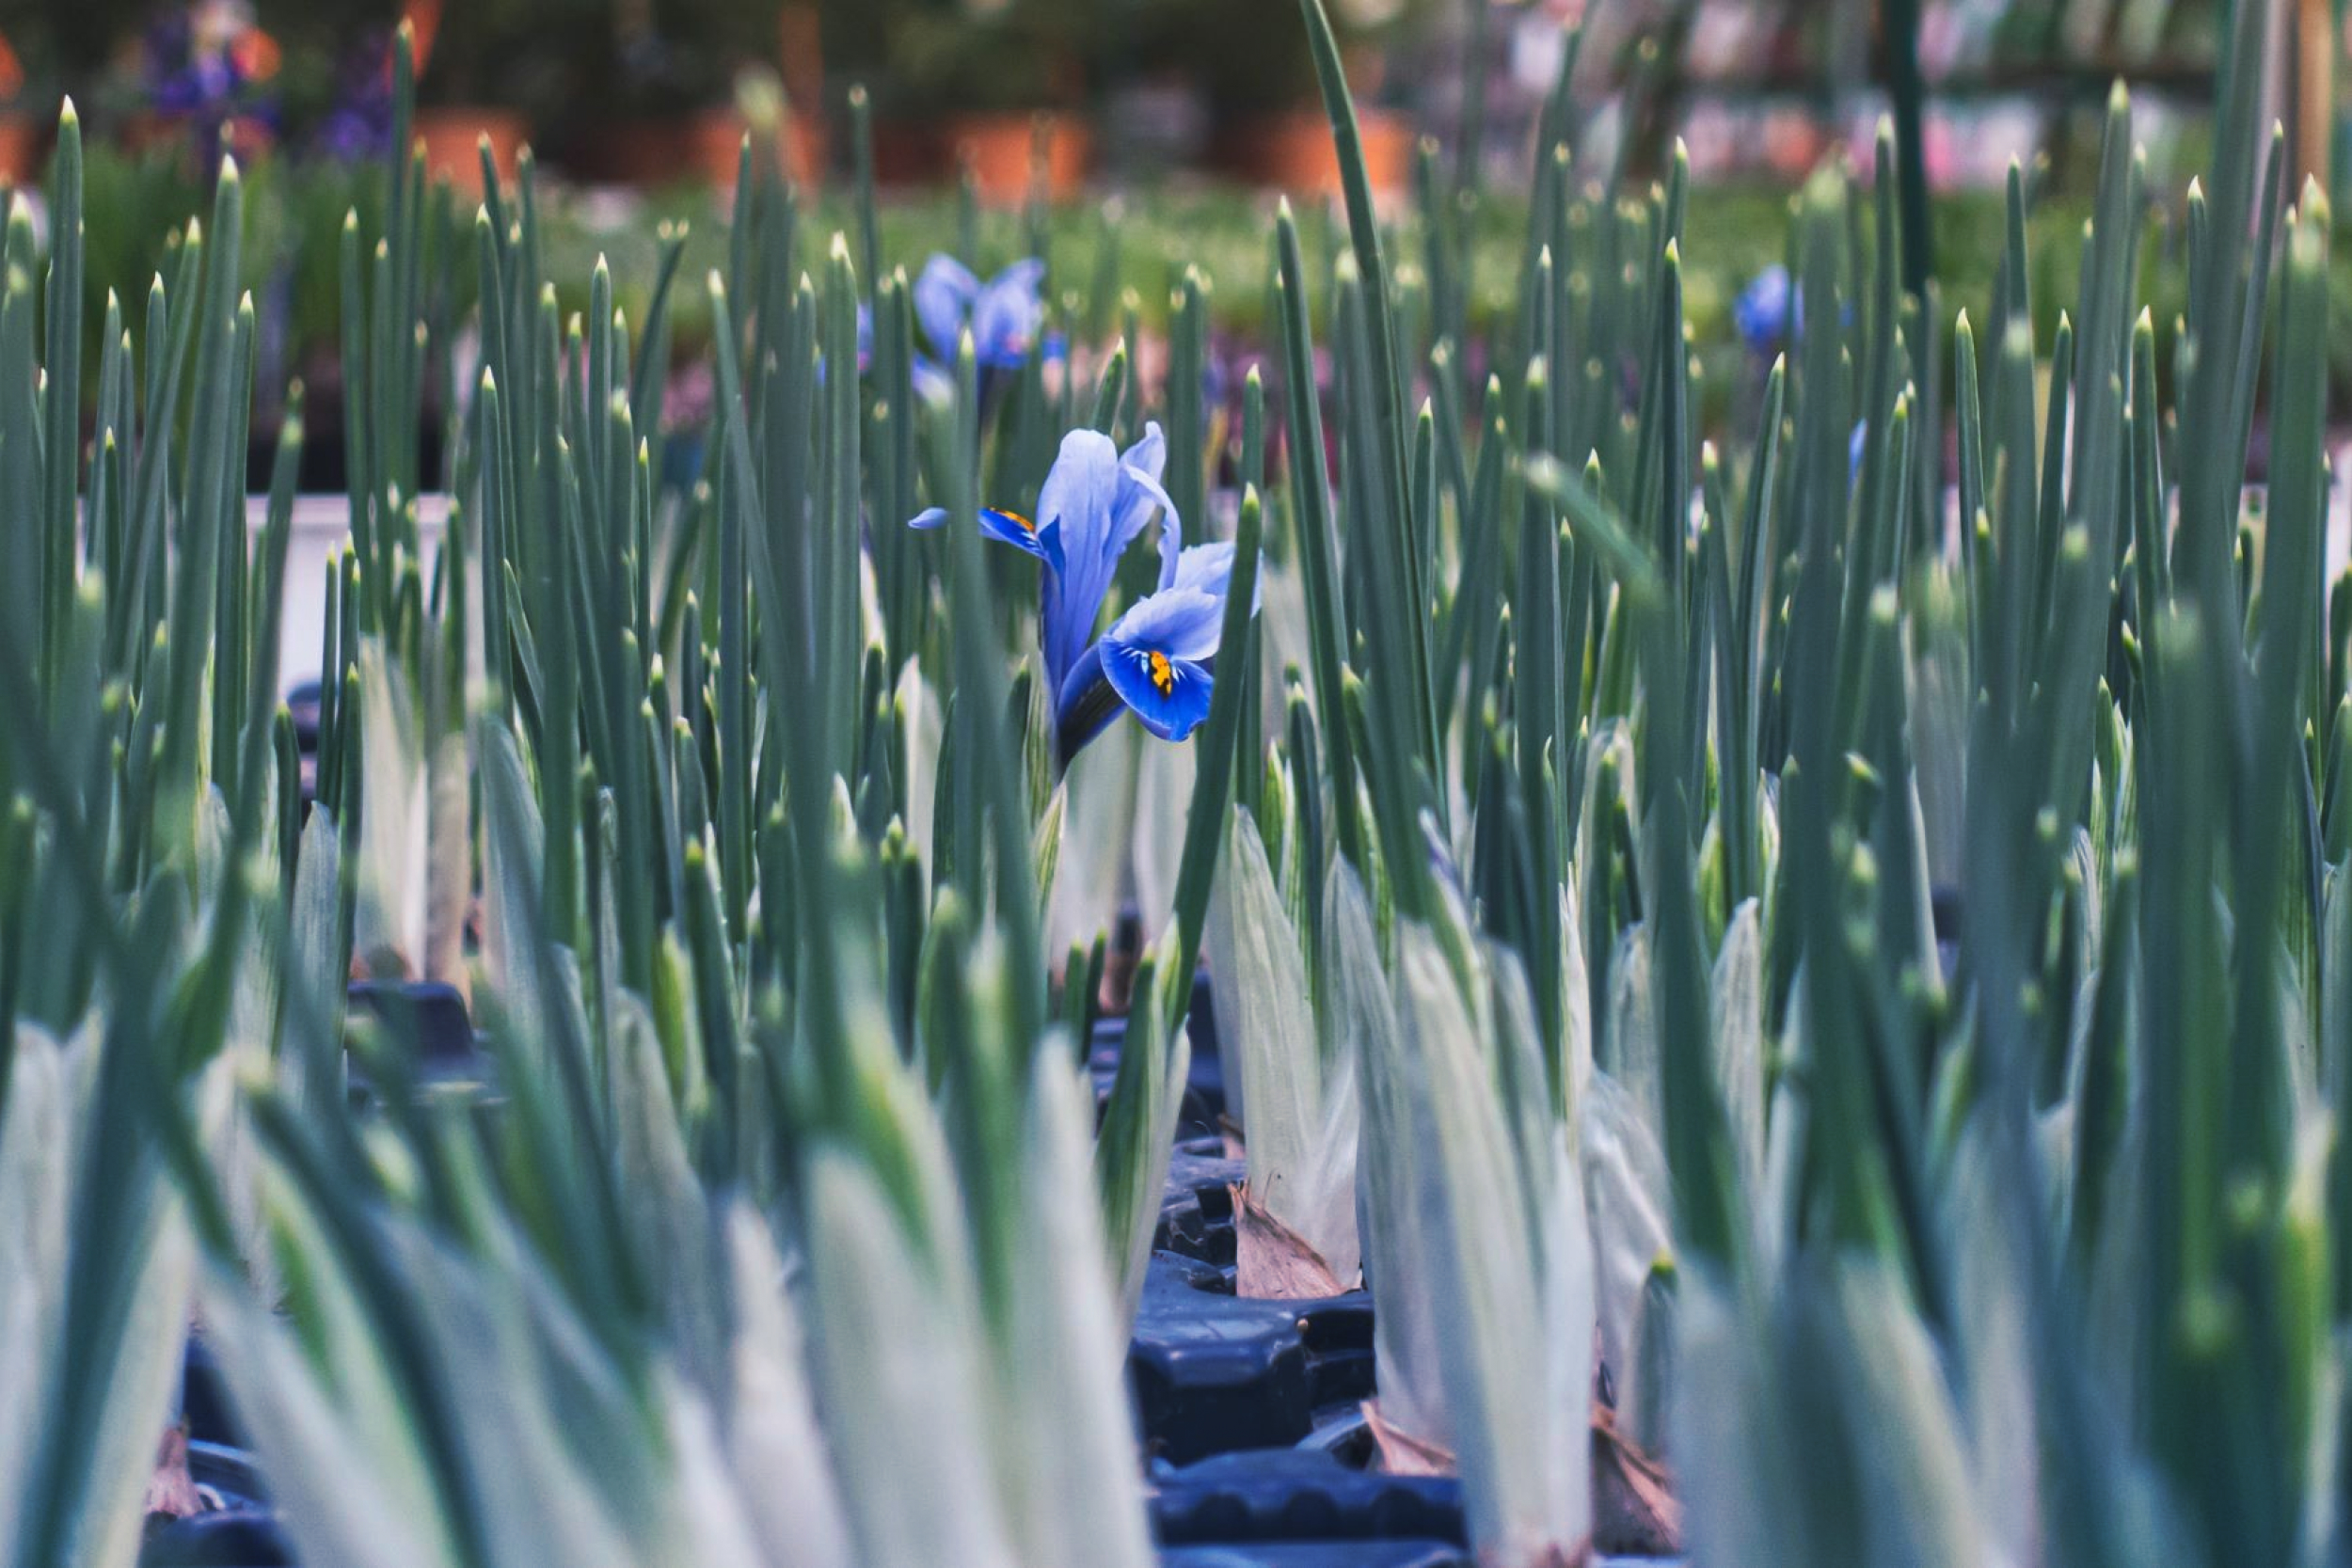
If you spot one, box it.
[0,2,2306,196]
[0,0,2344,474]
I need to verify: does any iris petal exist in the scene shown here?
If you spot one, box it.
[1102,641,1214,741]
[971,259,1046,367]
[1117,462,1176,565]
[1120,423,1168,484]
[1040,573,1086,700]
[1169,541,1234,597]
[1115,467,1186,592]
[913,255,980,363]
[1170,542,1262,615]
[1104,425,1184,591]
[1053,641,1126,760]
[908,504,1054,572]
[1106,586,1228,664]
[1036,429,1131,691]
[978,506,1052,561]
[910,356,955,405]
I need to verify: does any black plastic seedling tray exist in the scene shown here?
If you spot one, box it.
[1129,1114,1683,1566]
[1159,1542,1470,1567]
[1151,1447,1466,1547]
[1129,1142,1376,1465]
[172,970,1677,1568]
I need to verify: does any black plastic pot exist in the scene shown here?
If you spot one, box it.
[1931,881,1963,981]
[342,980,491,1112]
[152,1339,295,1565]
[343,980,476,1065]
[139,1441,295,1567]
[1154,1147,1240,1282]
[284,681,321,810]
[1092,969,1231,1144]
[283,682,323,755]
[181,1336,240,1449]
[1183,966,1225,1109]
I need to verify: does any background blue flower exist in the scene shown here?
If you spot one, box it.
[914,254,1047,370]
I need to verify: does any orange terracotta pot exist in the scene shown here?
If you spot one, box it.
[686,107,828,190]
[946,113,1089,205]
[1217,107,1416,202]
[868,119,938,187]
[588,109,826,192]
[116,111,278,169]
[778,5,824,120]
[0,115,43,187]
[413,106,528,198]
[403,0,445,75]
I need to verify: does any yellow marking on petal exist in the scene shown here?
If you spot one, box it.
[1149,650,1176,697]
[998,509,1035,535]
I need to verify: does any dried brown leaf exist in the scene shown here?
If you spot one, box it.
[351,945,414,983]
[1230,1182,1343,1299]
[144,1424,203,1522]
[1529,1545,1594,1568]
[1590,1402,1680,1557]
[1362,1400,1456,1478]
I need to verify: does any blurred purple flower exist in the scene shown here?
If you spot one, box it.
[141,2,282,147]
[316,30,396,163]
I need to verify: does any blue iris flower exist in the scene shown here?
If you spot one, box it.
[858,253,1053,400]
[915,255,1047,369]
[911,422,1250,763]
[1735,264,1794,356]
[1737,263,1861,358]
